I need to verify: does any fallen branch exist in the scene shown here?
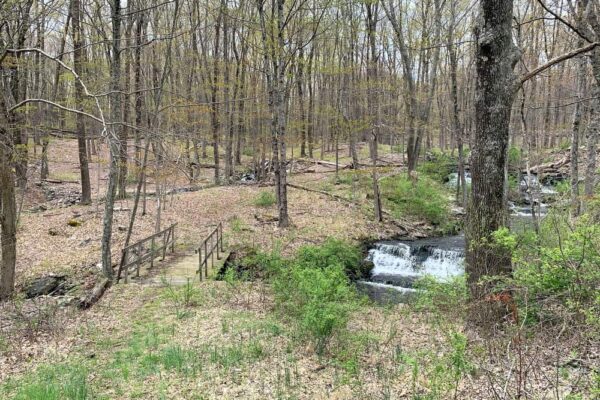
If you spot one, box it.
[287,183,354,203]
[296,158,352,170]
[43,178,80,184]
[78,278,111,310]
[287,183,417,236]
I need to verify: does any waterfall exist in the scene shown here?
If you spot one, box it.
[361,236,465,298]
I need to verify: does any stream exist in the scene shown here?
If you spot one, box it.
[358,172,560,303]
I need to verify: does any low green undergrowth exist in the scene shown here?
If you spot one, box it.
[247,239,364,355]
[418,150,456,183]
[253,190,276,207]
[4,363,90,400]
[493,209,600,333]
[381,175,450,226]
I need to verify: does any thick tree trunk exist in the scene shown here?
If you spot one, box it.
[466,0,519,299]
[11,0,33,190]
[0,126,17,300]
[70,0,92,204]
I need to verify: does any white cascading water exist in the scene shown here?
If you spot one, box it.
[359,172,560,302]
[367,242,463,281]
[357,237,465,301]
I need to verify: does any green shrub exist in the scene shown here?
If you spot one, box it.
[417,150,457,183]
[498,213,600,332]
[251,240,362,355]
[272,262,357,354]
[381,175,449,226]
[508,146,522,169]
[253,190,276,207]
[295,238,368,280]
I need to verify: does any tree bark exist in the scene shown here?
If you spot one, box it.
[210,3,223,184]
[101,0,123,280]
[466,0,519,299]
[0,122,17,300]
[70,0,92,204]
[448,1,467,208]
[571,45,586,217]
[585,49,600,198]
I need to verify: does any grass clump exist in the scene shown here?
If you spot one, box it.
[253,190,276,207]
[381,175,450,226]
[3,363,90,400]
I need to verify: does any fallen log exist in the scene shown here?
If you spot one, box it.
[527,155,570,175]
[287,183,416,236]
[356,162,404,168]
[78,278,111,310]
[43,178,80,184]
[296,158,352,170]
[287,183,354,203]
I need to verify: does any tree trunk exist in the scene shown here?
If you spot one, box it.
[448,1,466,208]
[223,10,233,181]
[133,9,146,167]
[366,2,379,163]
[101,0,123,280]
[70,0,92,204]
[585,49,600,198]
[571,46,586,217]
[297,45,307,158]
[466,0,519,299]
[210,5,223,184]
[0,124,17,300]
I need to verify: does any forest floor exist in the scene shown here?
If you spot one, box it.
[0,139,596,399]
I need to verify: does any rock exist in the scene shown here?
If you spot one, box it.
[25,275,68,298]
[240,173,256,183]
[30,204,48,213]
[254,213,278,223]
[118,225,127,232]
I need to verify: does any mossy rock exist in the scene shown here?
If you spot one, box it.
[67,219,82,227]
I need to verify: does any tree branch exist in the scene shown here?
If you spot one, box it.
[2,48,108,138]
[537,0,593,43]
[519,41,598,86]
[9,99,103,124]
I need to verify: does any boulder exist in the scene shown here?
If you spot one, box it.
[25,275,68,298]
